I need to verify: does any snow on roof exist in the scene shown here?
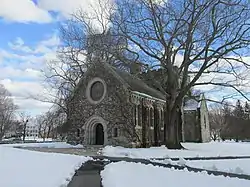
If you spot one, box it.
[131,91,165,103]
[183,98,199,111]
[184,93,206,111]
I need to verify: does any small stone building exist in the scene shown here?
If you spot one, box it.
[66,61,210,146]
[183,95,210,142]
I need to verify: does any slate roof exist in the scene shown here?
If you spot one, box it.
[183,99,199,111]
[104,63,166,100]
[183,94,204,111]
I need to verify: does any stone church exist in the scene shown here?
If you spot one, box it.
[66,61,210,147]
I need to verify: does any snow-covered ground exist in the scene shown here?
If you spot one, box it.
[2,137,53,142]
[23,137,53,142]
[2,141,250,187]
[102,142,250,158]
[3,141,84,149]
[101,161,250,187]
[185,159,250,175]
[0,143,90,187]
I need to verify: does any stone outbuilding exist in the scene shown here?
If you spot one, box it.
[183,94,210,142]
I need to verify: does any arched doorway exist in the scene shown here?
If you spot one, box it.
[83,115,108,145]
[95,123,104,145]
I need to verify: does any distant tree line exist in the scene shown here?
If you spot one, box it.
[0,84,19,140]
[210,100,250,142]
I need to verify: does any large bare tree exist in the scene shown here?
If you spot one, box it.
[109,0,250,148]
[45,0,250,148]
[209,104,226,141]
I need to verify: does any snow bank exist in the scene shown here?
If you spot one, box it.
[102,142,250,159]
[102,146,173,158]
[186,159,250,175]
[3,142,84,149]
[101,162,250,187]
[0,146,91,187]
[183,142,250,157]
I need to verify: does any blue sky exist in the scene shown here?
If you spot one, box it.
[0,0,249,117]
[0,0,101,116]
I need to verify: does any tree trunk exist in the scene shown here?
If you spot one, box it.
[0,132,4,140]
[47,126,51,139]
[164,104,184,149]
[23,122,27,142]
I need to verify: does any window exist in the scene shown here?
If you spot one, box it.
[77,129,81,137]
[204,116,207,128]
[134,105,138,126]
[161,110,164,128]
[90,81,104,101]
[150,108,154,127]
[113,128,118,137]
[86,78,107,104]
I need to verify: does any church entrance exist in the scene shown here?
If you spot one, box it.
[83,116,107,145]
[95,123,104,145]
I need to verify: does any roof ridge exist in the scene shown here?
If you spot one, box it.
[102,62,130,89]
[105,63,165,100]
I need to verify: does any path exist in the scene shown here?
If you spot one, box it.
[68,156,250,187]
[17,147,101,156]
[67,160,105,187]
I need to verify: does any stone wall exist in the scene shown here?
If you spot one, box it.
[67,62,134,146]
[183,111,201,142]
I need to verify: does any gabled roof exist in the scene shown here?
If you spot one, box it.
[103,63,166,100]
[183,99,199,111]
[183,93,206,111]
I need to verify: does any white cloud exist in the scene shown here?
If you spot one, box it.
[191,57,250,104]
[0,79,52,115]
[37,0,114,32]
[8,37,33,53]
[0,67,42,81]
[0,0,52,23]
[0,34,60,116]
[37,0,101,15]
[40,33,60,47]
[7,33,59,56]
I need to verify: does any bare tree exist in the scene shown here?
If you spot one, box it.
[45,0,250,149]
[37,110,63,141]
[19,112,31,141]
[37,115,49,141]
[0,84,18,140]
[209,105,226,141]
[108,0,250,148]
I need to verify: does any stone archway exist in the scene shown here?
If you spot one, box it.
[83,116,108,145]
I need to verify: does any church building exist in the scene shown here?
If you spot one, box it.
[65,61,210,147]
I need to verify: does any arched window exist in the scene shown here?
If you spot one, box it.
[77,129,81,137]
[113,128,118,137]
